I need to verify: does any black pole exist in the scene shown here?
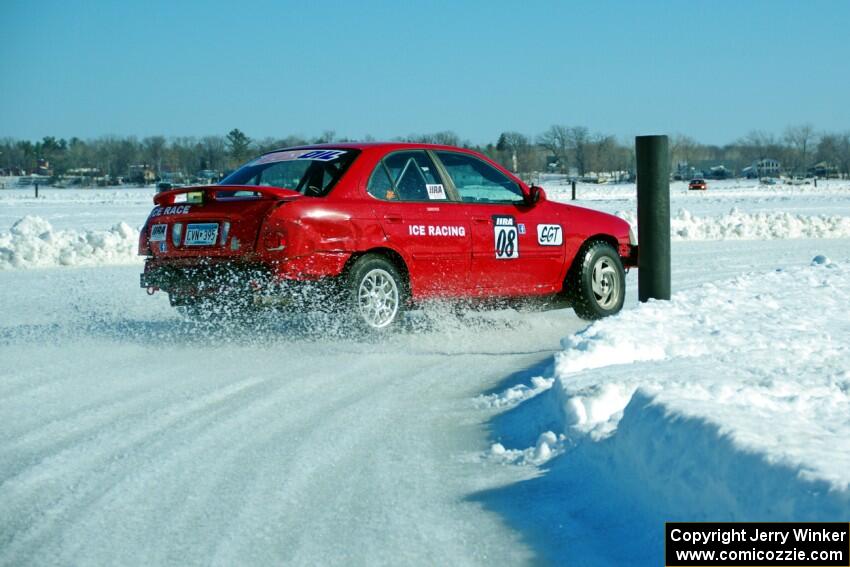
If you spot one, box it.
[571,180,576,200]
[35,182,39,199]
[636,135,671,302]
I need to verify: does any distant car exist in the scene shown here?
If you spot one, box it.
[688,179,707,190]
[788,176,812,186]
[139,143,638,330]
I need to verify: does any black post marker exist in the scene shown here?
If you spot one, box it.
[636,135,671,302]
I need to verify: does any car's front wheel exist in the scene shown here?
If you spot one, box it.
[569,240,626,320]
[348,254,407,332]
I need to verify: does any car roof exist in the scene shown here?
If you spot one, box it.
[262,141,472,154]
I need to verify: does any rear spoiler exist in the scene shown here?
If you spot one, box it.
[153,185,302,206]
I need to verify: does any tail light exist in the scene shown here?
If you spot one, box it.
[263,230,286,251]
[172,223,183,247]
[220,221,231,247]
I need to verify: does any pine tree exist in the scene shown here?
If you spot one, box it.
[226,129,252,165]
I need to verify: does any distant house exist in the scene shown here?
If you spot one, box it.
[808,161,838,178]
[67,167,101,177]
[707,165,732,179]
[674,161,699,180]
[35,158,52,176]
[160,171,187,185]
[128,164,157,185]
[195,169,221,183]
[743,158,781,178]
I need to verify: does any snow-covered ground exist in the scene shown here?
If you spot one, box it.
[1,179,850,566]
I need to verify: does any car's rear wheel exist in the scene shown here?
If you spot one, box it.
[348,254,407,332]
[569,240,626,320]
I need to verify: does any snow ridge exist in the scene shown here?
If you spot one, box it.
[0,216,140,270]
[479,260,850,564]
[616,208,850,241]
[552,258,850,489]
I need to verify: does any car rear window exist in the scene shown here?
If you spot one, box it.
[220,148,359,197]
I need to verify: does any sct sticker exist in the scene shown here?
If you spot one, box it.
[426,184,447,200]
[493,215,519,259]
[537,224,563,246]
[149,224,167,242]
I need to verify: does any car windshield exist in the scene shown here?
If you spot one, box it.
[220,148,359,197]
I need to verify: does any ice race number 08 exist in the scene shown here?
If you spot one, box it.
[493,215,519,259]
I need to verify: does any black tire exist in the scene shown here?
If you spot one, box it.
[567,240,626,320]
[347,254,408,332]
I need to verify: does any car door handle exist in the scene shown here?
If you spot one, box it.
[384,214,403,223]
[472,217,490,224]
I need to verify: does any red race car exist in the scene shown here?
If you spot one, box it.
[688,178,707,190]
[139,143,638,330]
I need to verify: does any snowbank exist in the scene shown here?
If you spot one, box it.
[478,260,850,563]
[616,208,850,240]
[554,258,850,488]
[0,216,140,270]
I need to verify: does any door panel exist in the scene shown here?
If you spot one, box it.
[377,202,470,297]
[366,150,470,298]
[432,150,565,294]
[466,203,565,293]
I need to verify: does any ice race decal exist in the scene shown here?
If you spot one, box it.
[492,215,519,259]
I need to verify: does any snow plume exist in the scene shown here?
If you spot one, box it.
[0,216,140,270]
[616,208,850,240]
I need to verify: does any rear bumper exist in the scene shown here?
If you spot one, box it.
[141,250,351,291]
[140,258,271,292]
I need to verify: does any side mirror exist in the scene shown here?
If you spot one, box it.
[527,185,546,204]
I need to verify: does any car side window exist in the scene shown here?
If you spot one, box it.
[435,151,523,204]
[367,163,397,200]
[367,151,446,201]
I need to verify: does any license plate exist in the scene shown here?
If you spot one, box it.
[149,224,167,242]
[185,223,219,246]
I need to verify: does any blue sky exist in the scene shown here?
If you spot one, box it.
[1,0,848,145]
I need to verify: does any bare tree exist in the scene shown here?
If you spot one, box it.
[142,136,166,176]
[670,134,699,168]
[496,131,532,172]
[784,124,817,174]
[817,132,850,176]
[537,125,571,173]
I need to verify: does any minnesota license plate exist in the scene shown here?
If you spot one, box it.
[184,223,219,246]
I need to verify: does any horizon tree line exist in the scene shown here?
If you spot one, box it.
[1,125,848,183]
